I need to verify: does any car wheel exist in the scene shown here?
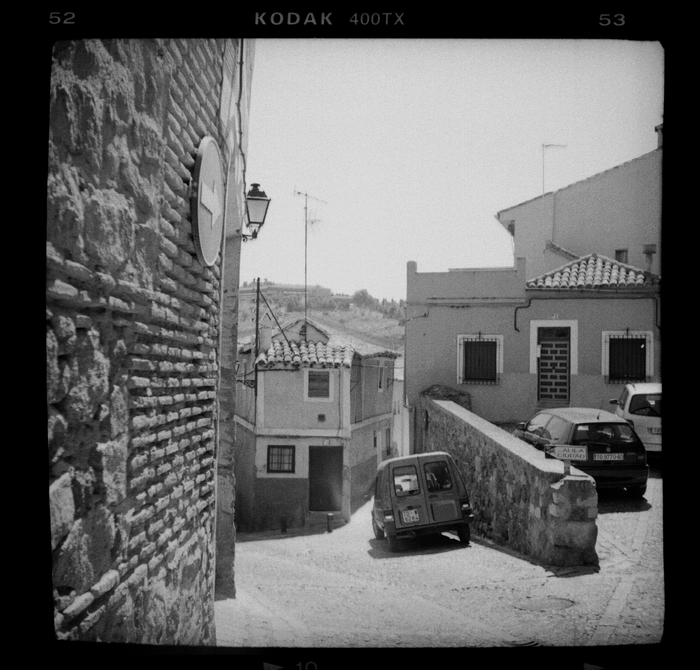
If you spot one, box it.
[628,484,647,498]
[372,515,384,540]
[457,524,471,545]
[387,534,399,552]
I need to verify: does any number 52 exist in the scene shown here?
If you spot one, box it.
[599,13,625,26]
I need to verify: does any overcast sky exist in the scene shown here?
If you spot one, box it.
[239,39,664,301]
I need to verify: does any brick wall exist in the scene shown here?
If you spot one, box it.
[48,38,251,644]
[418,397,599,567]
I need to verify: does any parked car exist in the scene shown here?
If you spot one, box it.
[372,451,474,552]
[609,383,661,456]
[513,407,649,497]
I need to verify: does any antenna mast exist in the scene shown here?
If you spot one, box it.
[542,143,567,240]
[294,188,327,327]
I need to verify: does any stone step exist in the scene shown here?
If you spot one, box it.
[305,511,346,531]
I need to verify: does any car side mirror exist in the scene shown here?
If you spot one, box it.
[609,399,619,405]
[516,422,526,431]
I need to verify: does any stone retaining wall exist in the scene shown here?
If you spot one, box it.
[418,397,598,566]
[48,38,251,644]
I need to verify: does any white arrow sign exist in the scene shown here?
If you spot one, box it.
[201,180,222,228]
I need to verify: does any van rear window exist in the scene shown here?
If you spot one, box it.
[423,461,453,492]
[393,466,420,496]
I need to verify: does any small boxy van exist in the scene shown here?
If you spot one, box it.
[372,451,474,552]
[609,383,661,455]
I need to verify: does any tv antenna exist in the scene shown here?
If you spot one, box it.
[294,188,328,326]
[542,143,567,239]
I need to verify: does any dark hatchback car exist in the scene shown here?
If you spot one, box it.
[513,407,649,497]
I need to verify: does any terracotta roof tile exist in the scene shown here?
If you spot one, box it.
[526,254,659,291]
[255,339,355,369]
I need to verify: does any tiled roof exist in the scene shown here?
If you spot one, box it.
[248,317,400,369]
[526,254,659,290]
[255,339,354,369]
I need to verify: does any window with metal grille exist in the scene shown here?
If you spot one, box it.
[458,335,502,384]
[306,369,331,399]
[267,445,295,473]
[603,331,653,383]
[609,338,646,381]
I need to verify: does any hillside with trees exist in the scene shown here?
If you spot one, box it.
[238,282,405,353]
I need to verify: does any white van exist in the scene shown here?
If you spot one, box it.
[610,383,661,455]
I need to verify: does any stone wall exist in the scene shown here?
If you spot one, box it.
[418,397,598,567]
[47,38,251,644]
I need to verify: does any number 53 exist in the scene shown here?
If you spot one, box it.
[599,13,625,26]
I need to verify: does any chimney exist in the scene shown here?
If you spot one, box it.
[655,123,663,148]
[259,324,272,352]
[643,244,657,273]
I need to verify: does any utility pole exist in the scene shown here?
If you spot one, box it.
[254,277,260,403]
[293,188,327,328]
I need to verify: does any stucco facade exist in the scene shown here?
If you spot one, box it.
[406,257,660,438]
[497,129,662,280]
[407,137,663,447]
[234,319,397,532]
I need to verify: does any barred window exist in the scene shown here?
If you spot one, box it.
[603,331,653,383]
[458,335,503,385]
[267,445,295,473]
[609,338,646,381]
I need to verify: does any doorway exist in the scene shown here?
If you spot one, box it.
[537,326,570,402]
[308,446,343,511]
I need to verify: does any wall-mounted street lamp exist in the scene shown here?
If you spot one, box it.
[243,183,271,241]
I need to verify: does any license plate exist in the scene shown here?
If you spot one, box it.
[649,427,661,435]
[593,453,624,461]
[402,509,419,523]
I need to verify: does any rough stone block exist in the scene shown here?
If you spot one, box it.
[97,435,129,505]
[90,569,120,599]
[53,505,116,594]
[62,590,95,622]
[50,472,75,550]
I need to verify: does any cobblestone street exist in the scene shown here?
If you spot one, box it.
[215,462,664,659]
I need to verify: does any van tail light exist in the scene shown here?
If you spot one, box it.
[383,512,394,523]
